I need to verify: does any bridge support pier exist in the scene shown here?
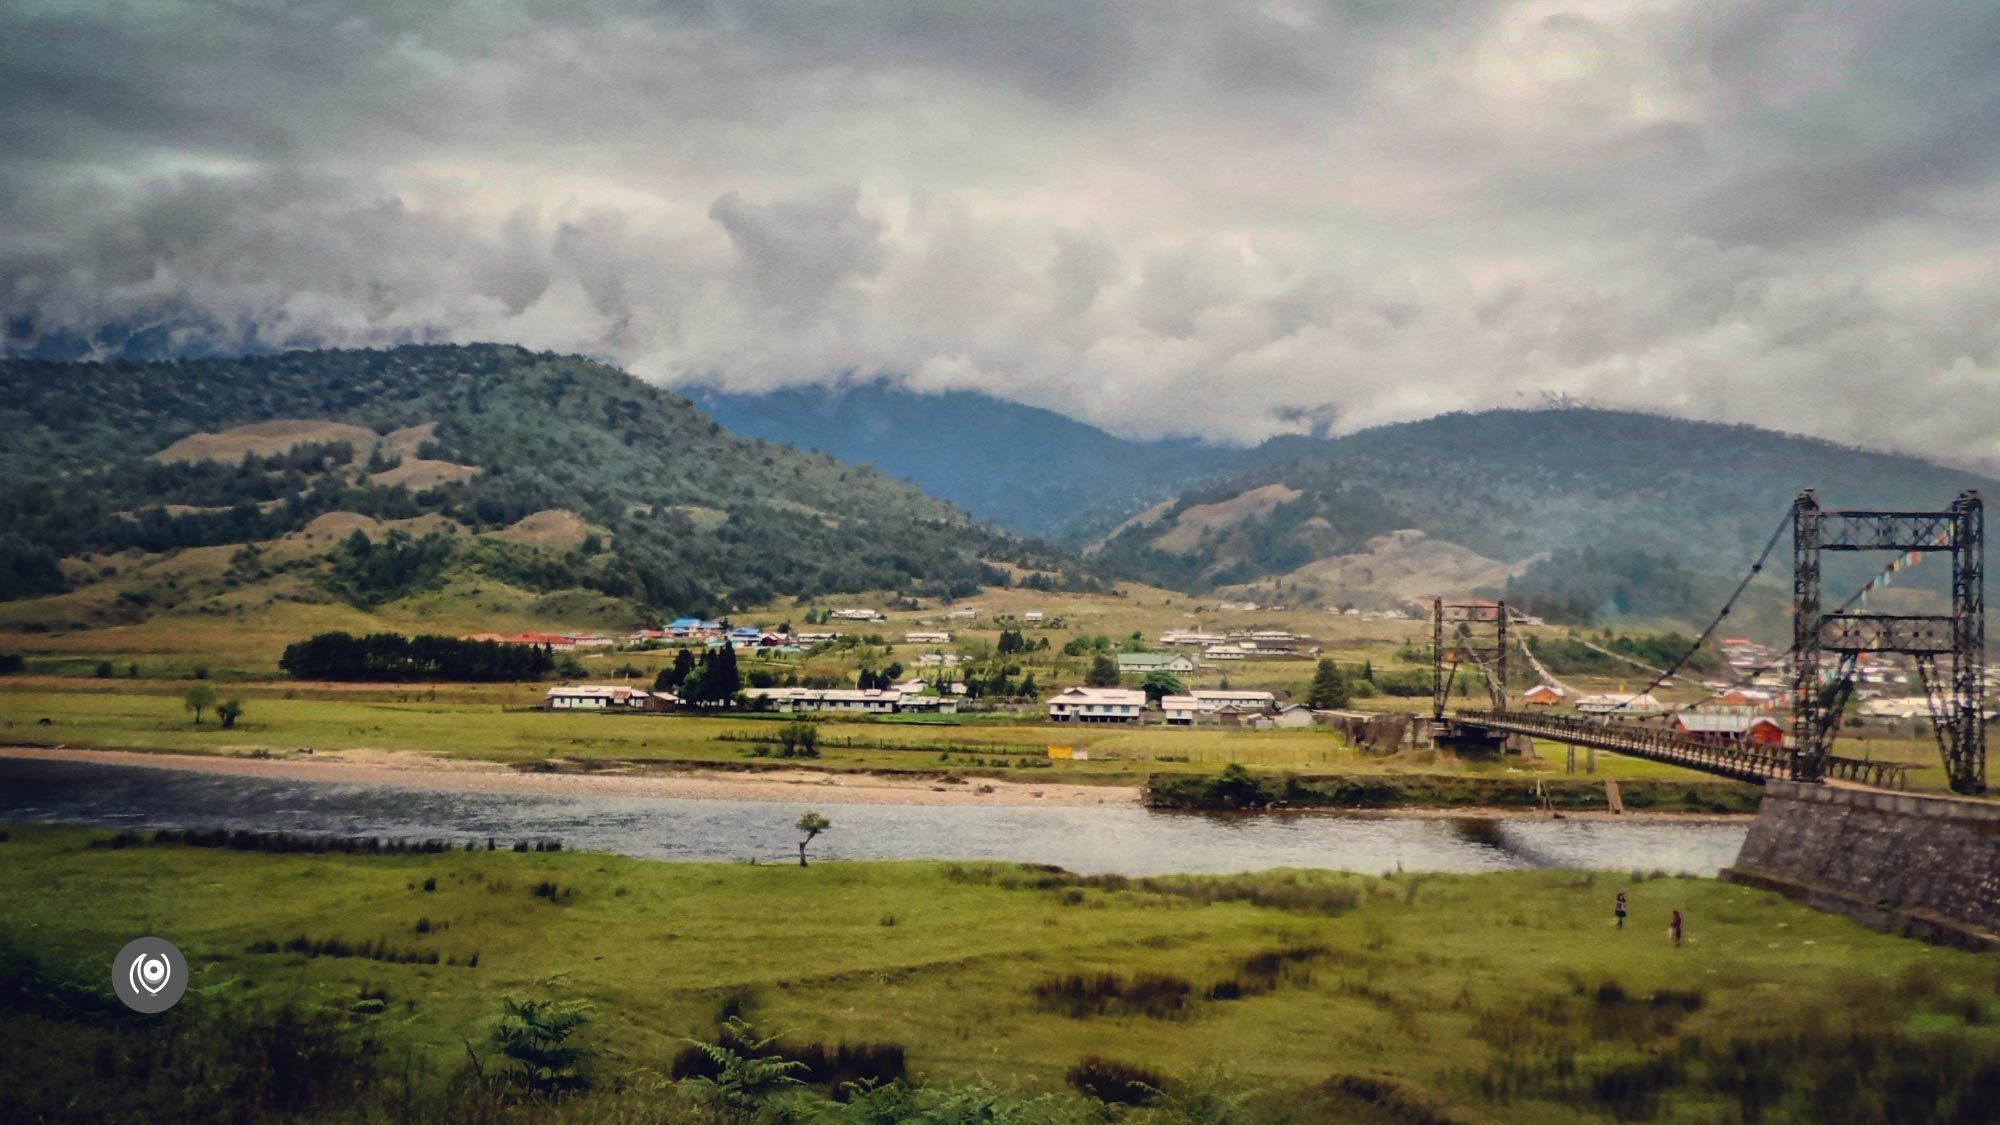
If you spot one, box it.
[1723,781,2000,951]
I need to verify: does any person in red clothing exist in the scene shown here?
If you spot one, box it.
[1669,909,1683,947]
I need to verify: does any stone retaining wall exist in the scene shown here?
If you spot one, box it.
[1720,780,2000,951]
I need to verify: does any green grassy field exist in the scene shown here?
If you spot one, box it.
[3,825,1995,1122]
[0,684,1774,791]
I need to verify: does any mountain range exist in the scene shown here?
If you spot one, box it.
[692,382,1998,625]
[2,344,1991,634]
[0,346,1091,633]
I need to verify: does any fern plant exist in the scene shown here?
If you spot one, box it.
[678,1018,808,1115]
[493,996,596,1094]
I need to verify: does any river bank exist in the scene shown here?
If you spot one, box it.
[0,744,1134,807]
[1145,768,1765,814]
[0,744,1755,819]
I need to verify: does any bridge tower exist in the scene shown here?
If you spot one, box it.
[1430,598,1513,751]
[1791,489,1985,794]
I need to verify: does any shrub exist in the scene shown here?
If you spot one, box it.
[1031,971,1193,1019]
[1067,1056,1165,1106]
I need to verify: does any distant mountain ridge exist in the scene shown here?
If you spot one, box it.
[693,380,1249,539]
[688,380,1997,624]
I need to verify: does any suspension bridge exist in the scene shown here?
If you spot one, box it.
[1429,489,1986,796]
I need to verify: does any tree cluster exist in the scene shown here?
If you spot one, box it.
[278,631,556,682]
[673,645,742,706]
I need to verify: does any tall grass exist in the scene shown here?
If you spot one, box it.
[90,827,565,855]
[947,862,1362,916]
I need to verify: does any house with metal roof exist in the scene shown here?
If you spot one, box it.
[1673,712,1786,746]
[1116,652,1198,675]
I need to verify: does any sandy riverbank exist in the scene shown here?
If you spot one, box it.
[0,745,1140,807]
[0,744,1748,820]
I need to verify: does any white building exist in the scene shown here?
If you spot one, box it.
[1046,687,1145,723]
[544,685,661,710]
[1191,689,1277,713]
[796,689,904,714]
[828,608,885,621]
[1160,694,1199,725]
[1022,611,1045,622]
[1271,703,1317,729]
[905,631,954,644]
[741,686,800,707]
[741,687,916,714]
[1573,692,1666,715]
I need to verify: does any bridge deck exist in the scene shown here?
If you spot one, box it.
[1447,709,1910,789]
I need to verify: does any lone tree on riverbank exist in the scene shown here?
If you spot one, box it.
[795,811,830,867]
[183,682,217,726]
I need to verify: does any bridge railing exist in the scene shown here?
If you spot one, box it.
[1450,709,1792,780]
[1450,709,1911,789]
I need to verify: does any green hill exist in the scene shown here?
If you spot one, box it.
[1091,408,1999,626]
[0,345,1090,631]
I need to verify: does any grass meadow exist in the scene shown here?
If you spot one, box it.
[2,824,1995,1122]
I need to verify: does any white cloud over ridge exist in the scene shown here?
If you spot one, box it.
[4,0,2000,467]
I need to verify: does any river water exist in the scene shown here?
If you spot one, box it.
[0,758,1749,876]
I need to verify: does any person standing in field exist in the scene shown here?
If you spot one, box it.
[1614,891,1628,929]
[1669,909,1683,947]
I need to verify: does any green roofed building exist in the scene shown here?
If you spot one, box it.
[1116,652,1198,675]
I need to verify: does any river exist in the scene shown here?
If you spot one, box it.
[0,758,1748,876]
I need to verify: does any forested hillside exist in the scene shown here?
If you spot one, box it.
[694,380,1245,539]
[1092,409,2000,623]
[0,345,1091,620]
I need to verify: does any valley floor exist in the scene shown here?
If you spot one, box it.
[2,684,1801,810]
[2,825,1995,1123]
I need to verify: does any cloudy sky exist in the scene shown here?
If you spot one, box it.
[4,0,2000,463]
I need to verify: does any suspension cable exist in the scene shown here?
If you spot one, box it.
[1675,544,1941,713]
[1606,511,1792,714]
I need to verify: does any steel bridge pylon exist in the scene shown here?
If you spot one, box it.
[1429,598,1511,752]
[1792,489,1985,794]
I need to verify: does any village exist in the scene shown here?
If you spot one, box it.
[469,597,1995,757]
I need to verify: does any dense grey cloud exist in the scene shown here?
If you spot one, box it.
[4,0,2000,469]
